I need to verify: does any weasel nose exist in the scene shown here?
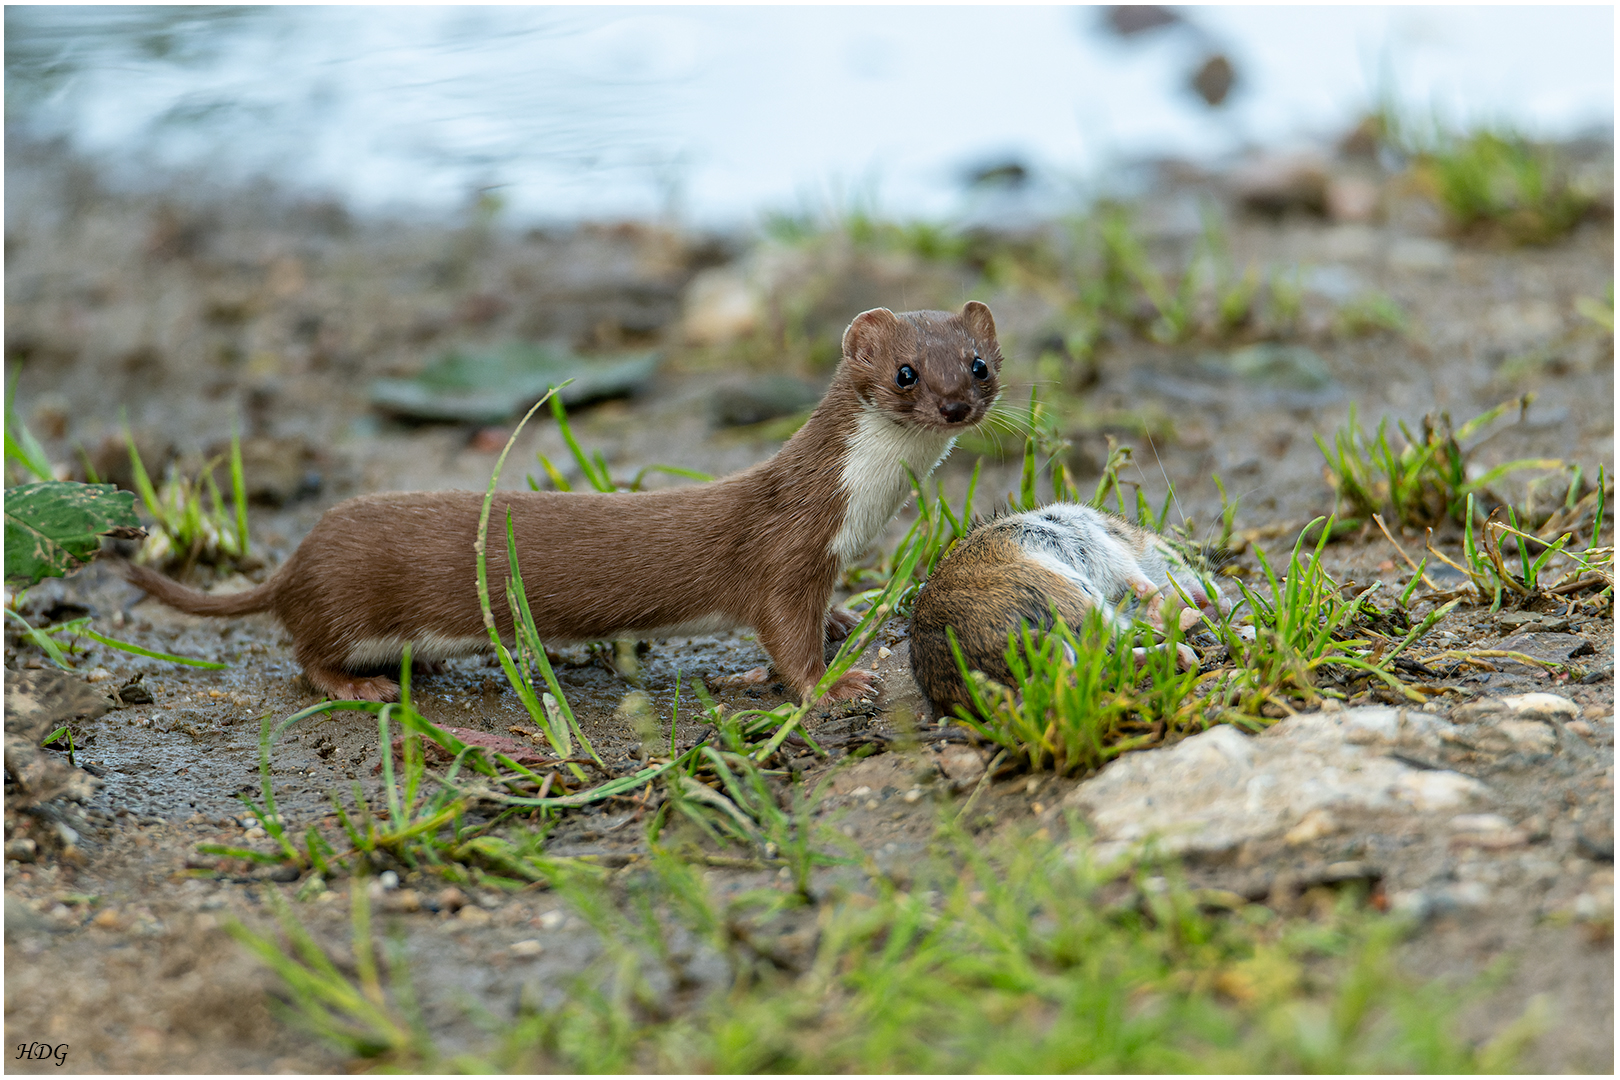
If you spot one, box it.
[939,401,971,424]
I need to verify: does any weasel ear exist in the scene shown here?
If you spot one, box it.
[960,301,998,353]
[842,307,901,364]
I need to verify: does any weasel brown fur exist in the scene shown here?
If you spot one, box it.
[126,303,1003,704]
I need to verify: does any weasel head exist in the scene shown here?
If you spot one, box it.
[840,301,1002,434]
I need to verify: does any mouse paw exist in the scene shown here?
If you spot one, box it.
[710,666,772,689]
[306,667,400,703]
[824,606,861,642]
[819,669,877,704]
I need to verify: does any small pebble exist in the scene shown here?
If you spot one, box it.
[509,939,543,957]
[538,909,566,930]
[457,906,492,926]
[903,788,922,804]
[877,647,892,660]
[1449,813,1513,833]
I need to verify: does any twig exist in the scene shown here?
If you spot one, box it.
[1373,514,1439,591]
[953,749,1008,827]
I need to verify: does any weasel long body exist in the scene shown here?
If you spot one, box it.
[127,303,1003,703]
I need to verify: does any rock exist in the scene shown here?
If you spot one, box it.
[1189,54,1235,108]
[379,889,422,914]
[207,435,322,506]
[1455,719,1557,757]
[709,376,823,428]
[1225,343,1334,392]
[369,343,660,424]
[1496,633,1593,664]
[1449,813,1529,850]
[1576,808,1614,862]
[1326,176,1381,224]
[509,938,543,957]
[4,898,60,940]
[80,430,175,492]
[1387,238,1453,275]
[4,669,110,810]
[1453,692,1579,724]
[866,635,932,723]
[1485,300,1563,348]
[1449,813,1514,834]
[1103,5,1181,37]
[1063,713,1489,861]
[680,268,761,346]
[1230,152,1328,216]
[1319,226,1379,262]
[1283,808,1339,845]
[938,747,988,784]
[1499,693,1581,722]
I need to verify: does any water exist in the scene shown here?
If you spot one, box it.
[6,5,1613,228]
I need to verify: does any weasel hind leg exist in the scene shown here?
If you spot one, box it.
[824,607,861,642]
[303,664,400,703]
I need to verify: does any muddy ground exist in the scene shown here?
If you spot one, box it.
[3,135,1614,1072]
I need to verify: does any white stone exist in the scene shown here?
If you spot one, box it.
[1388,237,1453,274]
[1496,720,1557,755]
[1394,770,1490,811]
[1064,713,1490,859]
[1449,813,1514,833]
[1499,693,1579,722]
[679,268,761,346]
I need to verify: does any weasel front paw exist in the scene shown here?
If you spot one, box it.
[711,666,772,689]
[819,669,877,704]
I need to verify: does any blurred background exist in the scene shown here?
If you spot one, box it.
[3,4,1614,562]
[6,5,1614,225]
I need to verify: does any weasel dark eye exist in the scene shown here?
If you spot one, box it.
[971,357,989,381]
[895,364,918,388]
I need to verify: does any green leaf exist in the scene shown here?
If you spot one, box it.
[4,481,144,588]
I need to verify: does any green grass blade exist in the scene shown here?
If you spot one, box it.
[72,625,228,669]
[4,607,73,669]
[230,427,250,556]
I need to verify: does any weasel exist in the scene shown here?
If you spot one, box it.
[126,302,1003,704]
[908,502,1230,717]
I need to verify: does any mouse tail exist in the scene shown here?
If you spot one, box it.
[123,562,278,617]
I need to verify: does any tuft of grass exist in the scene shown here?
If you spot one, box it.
[4,380,54,484]
[1333,292,1407,338]
[1575,283,1614,333]
[126,423,253,575]
[1315,396,1571,531]
[530,393,712,493]
[944,607,1204,776]
[1423,488,1613,616]
[1416,130,1595,246]
[230,816,1522,1074]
